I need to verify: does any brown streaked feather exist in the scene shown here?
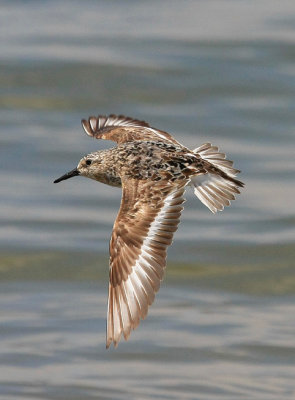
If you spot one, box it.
[81,114,182,145]
[106,178,187,348]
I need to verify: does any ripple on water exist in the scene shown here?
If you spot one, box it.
[0,282,294,399]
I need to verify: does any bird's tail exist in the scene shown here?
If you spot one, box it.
[190,143,244,213]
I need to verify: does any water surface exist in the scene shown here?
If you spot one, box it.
[1,282,295,400]
[1,1,295,399]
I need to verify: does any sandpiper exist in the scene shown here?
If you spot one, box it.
[54,114,244,348]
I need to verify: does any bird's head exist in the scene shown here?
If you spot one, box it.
[54,152,104,184]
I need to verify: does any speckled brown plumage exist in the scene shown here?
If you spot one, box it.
[54,114,244,348]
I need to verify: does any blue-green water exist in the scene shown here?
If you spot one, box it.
[1,281,294,400]
[1,1,295,399]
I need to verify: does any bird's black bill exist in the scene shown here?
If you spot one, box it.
[54,168,80,183]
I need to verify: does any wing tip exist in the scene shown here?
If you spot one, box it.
[81,118,95,137]
[81,114,150,139]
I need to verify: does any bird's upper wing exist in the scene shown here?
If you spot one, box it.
[81,114,182,145]
[107,177,187,348]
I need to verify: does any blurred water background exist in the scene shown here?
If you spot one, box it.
[1,1,295,399]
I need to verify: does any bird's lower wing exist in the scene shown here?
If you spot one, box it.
[107,178,187,348]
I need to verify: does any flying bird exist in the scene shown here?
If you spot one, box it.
[54,114,244,348]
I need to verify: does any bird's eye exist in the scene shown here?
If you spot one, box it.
[86,159,92,166]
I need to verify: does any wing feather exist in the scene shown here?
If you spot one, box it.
[106,178,187,348]
[81,114,181,145]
